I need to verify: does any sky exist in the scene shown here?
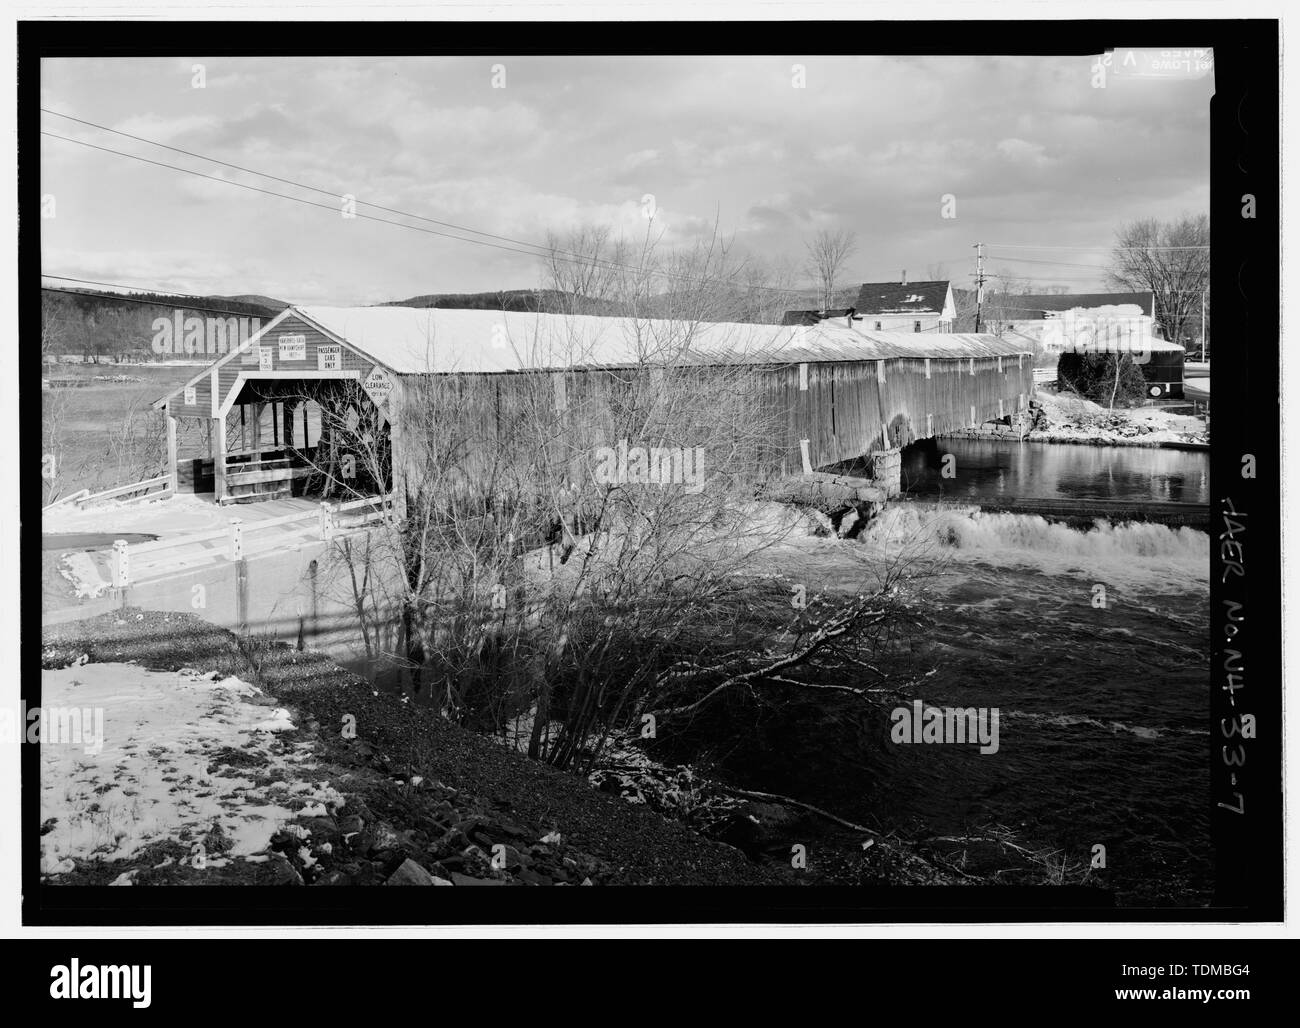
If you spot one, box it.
[40,54,1213,306]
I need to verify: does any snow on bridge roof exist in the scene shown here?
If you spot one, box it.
[295,306,1032,375]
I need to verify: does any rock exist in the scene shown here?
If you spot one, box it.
[312,870,352,886]
[385,858,451,886]
[490,819,531,841]
[427,828,465,859]
[337,814,364,836]
[458,844,494,876]
[301,816,340,843]
[269,857,303,886]
[450,872,508,886]
[493,844,526,870]
[428,800,457,822]
[343,798,375,822]
[347,829,375,855]
[806,509,835,536]
[366,824,424,861]
[348,861,380,886]
[516,868,553,886]
[836,508,859,538]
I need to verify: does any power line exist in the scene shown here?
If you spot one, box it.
[983,253,1117,271]
[43,111,976,302]
[41,108,628,269]
[982,242,1210,252]
[41,129,579,261]
[43,118,845,298]
[42,278,283,319]
[43,273,287,305]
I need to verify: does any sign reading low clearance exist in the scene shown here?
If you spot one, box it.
[363,367,393,408]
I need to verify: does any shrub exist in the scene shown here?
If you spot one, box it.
[1057,352,1148,407]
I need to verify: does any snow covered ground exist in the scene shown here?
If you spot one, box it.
[40,662,343,877]
[1033,389,1208,446]
[42,492,232,538]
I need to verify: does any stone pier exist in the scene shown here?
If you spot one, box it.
[869,448,902,498]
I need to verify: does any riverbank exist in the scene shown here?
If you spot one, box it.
[940,388,1209,448]
[40,610,791,886]
[40,608,1100,889]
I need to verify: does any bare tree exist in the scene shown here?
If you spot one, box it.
[541,224,635,315]
[1107,213,1209,347]
[803,228,858,311]
[731,254,802,324]
[302,224,917,776]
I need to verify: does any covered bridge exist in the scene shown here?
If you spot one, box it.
[154,306,1034,508]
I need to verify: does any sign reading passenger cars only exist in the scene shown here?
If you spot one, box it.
[318,345,342,371]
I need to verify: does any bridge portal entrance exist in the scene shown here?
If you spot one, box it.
[172,376,391,505]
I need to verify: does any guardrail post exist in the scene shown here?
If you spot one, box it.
[319,502,334,540]
[111,540,130,588]
[229,517,244,561]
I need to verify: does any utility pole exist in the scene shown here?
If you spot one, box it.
[973,242,986,333]
[1200,283,1208,362]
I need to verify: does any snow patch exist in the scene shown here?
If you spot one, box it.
[58,552,109,599]
[40,663,337,876]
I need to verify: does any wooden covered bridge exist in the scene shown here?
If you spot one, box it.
[154,306,1035,509]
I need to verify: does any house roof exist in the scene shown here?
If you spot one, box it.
[983,291,1156,320]
[854,280,950,315]
[293,306,1030,375]
[951,290,1156,332]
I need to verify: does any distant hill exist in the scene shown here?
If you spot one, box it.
[41,286,287,363]
[211,294,291,312]
[44,286,286,321]
[782,286,863,311]
[383,289,626,317]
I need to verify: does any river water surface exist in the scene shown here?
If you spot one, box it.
[741,439,1211,905]
[899,437,1209,504]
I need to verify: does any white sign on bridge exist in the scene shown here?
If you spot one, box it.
[363,367,393,408]
[278,334,307,361]
[317,344,342,371]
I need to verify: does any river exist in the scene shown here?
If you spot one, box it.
[731,438,1212,905]
[899,436,1209,505]
[305,437,1214,904]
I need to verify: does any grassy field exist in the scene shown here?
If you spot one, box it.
[42,363,203,501]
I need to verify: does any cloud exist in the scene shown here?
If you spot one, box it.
[38,54,1211,298]
[995,137,1054,168]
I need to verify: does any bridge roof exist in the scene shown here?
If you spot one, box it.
[294,306,1031,376]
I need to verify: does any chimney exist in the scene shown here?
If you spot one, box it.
[845,306,857,328]
[901,269,907,286]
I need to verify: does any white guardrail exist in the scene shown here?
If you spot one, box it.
[108,494,395,588]
[42,474,173,514]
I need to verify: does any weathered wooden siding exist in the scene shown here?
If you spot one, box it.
[394,354,1035,486]
[218,313,376,412]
